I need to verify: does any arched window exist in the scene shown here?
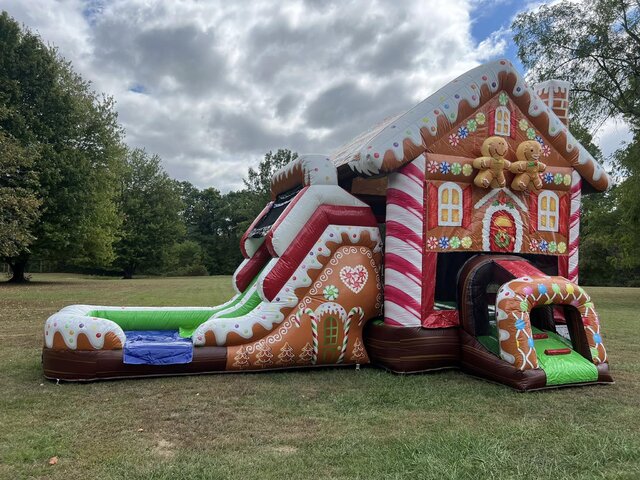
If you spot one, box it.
[494,106,511,137]
[324,316,339,345]
[538,191,559,232]
[438,182,463,226]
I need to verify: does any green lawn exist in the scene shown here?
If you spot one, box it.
[1,274,639,479]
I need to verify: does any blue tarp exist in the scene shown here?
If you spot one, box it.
[123,330,193,365]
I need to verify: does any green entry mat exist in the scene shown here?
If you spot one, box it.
[532,327,599,386]
[478,326,599,386]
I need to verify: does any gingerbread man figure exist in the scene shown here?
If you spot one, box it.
[472,136,511,189]
[510,140,546,191]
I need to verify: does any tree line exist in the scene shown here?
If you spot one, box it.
[1,3,639,286]
[0,11,294,282]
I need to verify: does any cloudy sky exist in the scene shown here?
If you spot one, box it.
[3,0,631,191]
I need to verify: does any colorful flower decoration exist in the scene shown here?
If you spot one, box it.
[548,241,558,253]
[462,164,473,176]
[544,172,554,184]
[563,174,572,186]
[457,126,469,139]
[426,236,438,249]
[450,236,461,249]
[535,135,544,145]
[542,144,551,157]
[554,173,564,185]
[440,162,451,174]
[558,242,567,254]
[498,91,509,106]
[427,160,439,174]
[438,237,450,249]
[518,119,529,131]
[448,134,460,147]
[529,239,538,251]
[323,285,339,301]
[475,112,486,125]
[539,240,549,252]
[461,236,472,249]
[466,119,477,132]
[450,162,461,175]
[526,128,536,139]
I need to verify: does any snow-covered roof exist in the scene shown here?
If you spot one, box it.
[330,59,610,192]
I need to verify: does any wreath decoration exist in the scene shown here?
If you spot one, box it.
[494,231,511,249]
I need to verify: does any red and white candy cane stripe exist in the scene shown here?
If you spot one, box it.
[338,307,364,363]
[294,307,314,327]
[384,156,425,327]
[567,171,581,283]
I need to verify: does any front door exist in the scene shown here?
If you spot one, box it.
[489,211,516,252]
[320,315,341,364]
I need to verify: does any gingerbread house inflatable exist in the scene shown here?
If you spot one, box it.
[42,59,612,390]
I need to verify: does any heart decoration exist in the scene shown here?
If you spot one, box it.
[339,265,369,294]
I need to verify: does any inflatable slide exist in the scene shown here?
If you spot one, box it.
[43,155,383,380]
[43,59,613,390]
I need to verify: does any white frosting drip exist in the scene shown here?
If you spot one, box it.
[192,225,381,346]
[44,313,126,350]
[330,58,610,190]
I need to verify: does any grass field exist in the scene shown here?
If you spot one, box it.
[1,274,639,479]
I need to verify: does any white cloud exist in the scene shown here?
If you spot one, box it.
[4,0,511,192]
[593,117,634,159]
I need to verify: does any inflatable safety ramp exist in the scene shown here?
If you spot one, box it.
[457,256,612,390]
[42,155,382,381]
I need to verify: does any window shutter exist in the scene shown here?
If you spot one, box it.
[488,109,496,136]
[529,191,538,233]
[427,182,439,231]
[559,193,570,236]
[462,184,473,229]
[510,108,517,139]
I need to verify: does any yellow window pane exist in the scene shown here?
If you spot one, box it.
[550,216,556,229]
[452,189,460,204]
[541,197,548,210]
[441,189,449,204]
[550,197,557,210]
[497,110,503,120]
[452,210,460,223]
[441,210,448,222]
[541,215,547,227]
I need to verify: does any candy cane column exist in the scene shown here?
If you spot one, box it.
[559,170,581,283]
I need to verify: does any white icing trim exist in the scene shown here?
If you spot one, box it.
[193,224,382,346]
[269,185,370,257]
[474,188,527,211]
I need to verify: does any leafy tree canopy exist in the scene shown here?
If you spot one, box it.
[513,0,640,127]
[0,11,125,281]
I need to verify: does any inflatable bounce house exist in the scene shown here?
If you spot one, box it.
[43,59,613,390]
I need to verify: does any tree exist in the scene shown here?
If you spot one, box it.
[115,149,184,279]
[277,342,295,366]
[0,12,125,281]
[254,343,273,367]
[513,0,640,127]
[513,0,640,286]
[0,129,40,265]
[242,149,297,231]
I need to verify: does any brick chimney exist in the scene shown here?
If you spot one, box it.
[534,80,570,126]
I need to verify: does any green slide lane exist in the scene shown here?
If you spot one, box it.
[532,327,599,386]
[215,290,262,319]
[88,270,265,337]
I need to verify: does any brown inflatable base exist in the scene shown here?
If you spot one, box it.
[43,347,228,381]
[364,322,461,373]
[42,347,364,382]
[364,323,613,391]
